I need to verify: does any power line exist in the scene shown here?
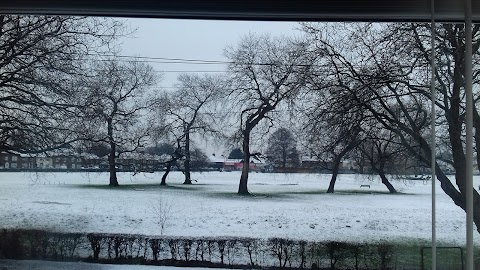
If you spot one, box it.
[94,58,227,65]
[83,52,396,72]
[88,68,226,73]
[110,54,229,64]
[159,70,226,73]
[84,53,318,67]
[86,53,230,65]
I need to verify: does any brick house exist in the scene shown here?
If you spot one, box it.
[0,152,36,169]
[51,155,83,169]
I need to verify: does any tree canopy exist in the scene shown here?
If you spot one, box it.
[225,34,313,194]
[265,128,299,169]
[0,15,125,154]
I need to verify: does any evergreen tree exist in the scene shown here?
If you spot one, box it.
[266,128,300,169]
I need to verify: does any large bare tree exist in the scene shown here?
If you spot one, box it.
[301,88,364,193]
[357,125,406,194]
[80,59,157,186]
[225,34,313,195]
[159,73,225,184]
[302,22,480,231]
[0,15,124,154]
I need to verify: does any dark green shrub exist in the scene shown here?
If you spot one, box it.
[377,243,394,270]
[0,229,23,259]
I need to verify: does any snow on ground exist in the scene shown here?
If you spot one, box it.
[0,260,221,270]
[0,171,478,245]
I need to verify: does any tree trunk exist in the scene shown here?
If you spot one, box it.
[327,155,342,193]
[107,118,118,186]
[161,162,171,186]
[376,168,396,194]
[374,161,396,194]
[469,34,480,171]
[437,162,480,233]
[472,105,480,172]
[183,130,192,184]
[396,126,480,232]
[357,158,364,174]
[443,64,480,232]
[238,129,251,195]
[108,152,118,186]
[402,129,480,233]
[379,173,397,194]
[326,131,360,193]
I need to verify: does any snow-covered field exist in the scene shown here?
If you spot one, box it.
[0,171,478,245]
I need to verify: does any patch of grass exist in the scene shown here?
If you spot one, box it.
[354,239,473,270]
[272,189,415,196]
[420,246,465,270]
[68,183,207,191]
[206,191,295,200]
[332,189,415,195]
[204,188,415,201]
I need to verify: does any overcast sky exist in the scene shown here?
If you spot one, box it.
[120,18,300,89]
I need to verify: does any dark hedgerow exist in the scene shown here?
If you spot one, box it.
[0,229,458,270]
[0,229,23,259]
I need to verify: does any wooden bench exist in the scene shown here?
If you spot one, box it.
[360,184,371,188]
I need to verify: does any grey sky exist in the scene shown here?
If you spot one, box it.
[120,18,300,89]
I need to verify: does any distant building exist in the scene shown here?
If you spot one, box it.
[117,153,163,171]
[0,149,393,174]
[36,154,53,169]
[51,154,83,169]
[223,159,261,171]
[223,159,243,171]
[81,154,103,169]
[208,154,225,171]
[0,152,36,169]
[299,156,354,173]
[1,151,83,170]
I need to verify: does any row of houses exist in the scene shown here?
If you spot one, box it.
[0,151,165,171]
[0,151,355,173]
[209,155,356,173]
[0,151,241,172]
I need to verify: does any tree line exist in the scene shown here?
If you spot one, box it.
[1,16,480,231]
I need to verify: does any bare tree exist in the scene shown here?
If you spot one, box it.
[304,120,362,193]
[301,79,365,193]
[152,196,173,236]
[357,126,404,193]
[302,22,480,231]
[0,15,125,154]
[225,34,313,195]
[160,73,225,184]
[159,137,184,186]
[80,59,158,186]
